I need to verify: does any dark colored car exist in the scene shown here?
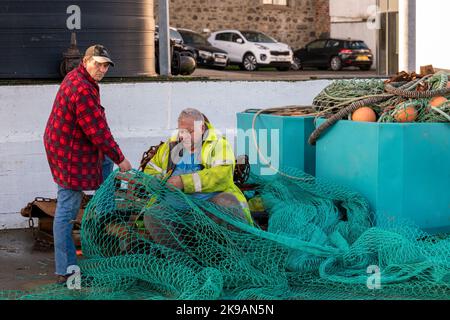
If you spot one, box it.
[177,28,229,69]
[155,26,196,75]
[154,38,196,76]
[293,38,373,71]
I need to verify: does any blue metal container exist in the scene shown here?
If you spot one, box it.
[315,119,450,234]
[236,111,316,177]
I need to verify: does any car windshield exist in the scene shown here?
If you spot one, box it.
[241,31,276,43]
[170,29,184,43]
[156,26,184,43]
[348,41,368,49]
[179,31,209,45]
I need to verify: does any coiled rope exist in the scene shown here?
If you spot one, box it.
[308,73,450,145]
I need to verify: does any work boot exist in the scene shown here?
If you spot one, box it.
[56,275,69,285]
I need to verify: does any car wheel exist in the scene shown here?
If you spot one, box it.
[171,51,181,76]
[359,65,371,71]
[291,57,302,71]
[242,53,258,71]
[330,56,342,71]
[59,60,67,77]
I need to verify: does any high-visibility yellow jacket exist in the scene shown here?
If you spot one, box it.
[144,121,252,225]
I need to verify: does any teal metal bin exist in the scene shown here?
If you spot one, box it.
[315,119,450,234]
[236,112,316,177]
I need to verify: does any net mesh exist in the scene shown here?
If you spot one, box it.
[312,72,450,123]
[1,168,449,300]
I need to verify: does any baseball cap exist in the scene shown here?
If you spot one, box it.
[84,44,115,67]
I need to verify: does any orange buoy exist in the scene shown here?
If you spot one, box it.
[351,107,377,122]
[394,105,417,122]
[430,96,448,108]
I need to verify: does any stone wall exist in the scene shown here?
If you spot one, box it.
[155,0,330,50]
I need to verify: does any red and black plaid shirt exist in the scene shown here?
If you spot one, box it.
[44,64,124,190]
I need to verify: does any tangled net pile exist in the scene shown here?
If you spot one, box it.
[308,71,450,145]
[2,168,449,300]
[312,72,450,122]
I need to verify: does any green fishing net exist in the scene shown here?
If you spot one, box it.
[312,72,450,122]
[2,168,449,300]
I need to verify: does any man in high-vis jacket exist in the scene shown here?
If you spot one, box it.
[143,108,253,230]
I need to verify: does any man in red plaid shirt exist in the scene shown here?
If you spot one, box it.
[44,44,132,284]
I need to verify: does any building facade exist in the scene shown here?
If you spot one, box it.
[329,0,402,73]
[331,0,450,74]
[155,0,330,51]
[330,0,383,72]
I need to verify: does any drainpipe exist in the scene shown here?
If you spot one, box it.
[398,0,416,72]
[375,0,380,75]
[158,0,171,76]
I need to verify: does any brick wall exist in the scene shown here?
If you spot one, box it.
[155,0,330,50]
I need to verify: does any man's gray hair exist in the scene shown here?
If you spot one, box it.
[178,108,205,122]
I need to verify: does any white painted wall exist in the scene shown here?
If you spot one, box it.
[0,80,331,229]
[416,0,450,71]
[330,0,376,18]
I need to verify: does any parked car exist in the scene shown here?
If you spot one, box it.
[155,25,184,45]
[292,38,373,71]
[207,30,293,71]
[154,26,196,75]
[176,28,229,69]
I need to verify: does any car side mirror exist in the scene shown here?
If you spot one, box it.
[236,38,243,44]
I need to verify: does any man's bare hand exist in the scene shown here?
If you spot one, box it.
[167,176,184,190]
[118,158,132,172]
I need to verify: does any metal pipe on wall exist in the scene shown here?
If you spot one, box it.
[158,0,171,76]
[398,0,416,72]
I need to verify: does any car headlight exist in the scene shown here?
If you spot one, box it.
[256,44,269,50]
[198,50,213,58]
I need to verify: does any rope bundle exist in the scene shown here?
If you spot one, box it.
[309,72,450,145]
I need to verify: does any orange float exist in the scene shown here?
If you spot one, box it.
[351,107,377,122]
[394,105,417,122]
[429,96,448,108]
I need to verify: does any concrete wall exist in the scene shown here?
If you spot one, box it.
[0,80,331,229]
[330,0,376,17]
[155,0,330,50]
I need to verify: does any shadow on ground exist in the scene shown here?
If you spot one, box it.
[0,229,55,291]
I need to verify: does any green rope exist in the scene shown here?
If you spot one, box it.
[310,73,450,144]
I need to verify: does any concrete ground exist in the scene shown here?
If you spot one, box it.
[0,228,56,291]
